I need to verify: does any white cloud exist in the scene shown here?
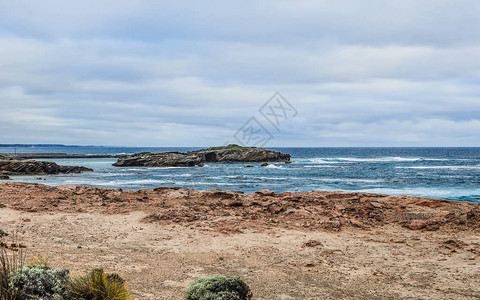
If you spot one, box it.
[0,1,479,146]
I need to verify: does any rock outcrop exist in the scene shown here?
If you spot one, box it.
[0,158,93,176]
[113,145,291,167]
[0,182,478,233]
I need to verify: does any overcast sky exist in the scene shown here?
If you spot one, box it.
[0,0,479,146]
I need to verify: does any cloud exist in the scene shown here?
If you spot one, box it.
[0,1,479,146]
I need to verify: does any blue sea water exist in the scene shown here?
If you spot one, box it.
[1,146,480,202]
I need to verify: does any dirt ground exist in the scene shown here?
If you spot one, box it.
[1,182,480,299]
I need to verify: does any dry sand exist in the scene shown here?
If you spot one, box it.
[1,182,480,299]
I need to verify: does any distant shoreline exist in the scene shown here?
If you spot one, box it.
[1,153,121,159]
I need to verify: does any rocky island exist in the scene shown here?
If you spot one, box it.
[113,145,291,167]
[0,156,93,179]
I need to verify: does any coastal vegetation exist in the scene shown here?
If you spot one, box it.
[185,275,252,300]
[69,267,131,300]
[1,231,24,300]
[1,231,252,299]
[202,144,245,151]
[0,233,132,300]
[9,264,71,299]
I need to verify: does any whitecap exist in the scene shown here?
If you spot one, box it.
[304,157,453,163]
[116,179,169,185]
[396,165,480,170]
[265,164,284,169]
[304,165,339,168]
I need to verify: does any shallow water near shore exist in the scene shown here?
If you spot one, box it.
[1,146,480,202]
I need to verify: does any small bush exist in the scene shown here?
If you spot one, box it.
[69,267,131,300]
[185,275,252,300]
[9,265,70,300]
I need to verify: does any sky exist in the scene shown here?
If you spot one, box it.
[0,0,479,147]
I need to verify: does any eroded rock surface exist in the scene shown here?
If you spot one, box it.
[0,182,478,233]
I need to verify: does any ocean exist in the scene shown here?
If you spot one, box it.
[1,146,480,202]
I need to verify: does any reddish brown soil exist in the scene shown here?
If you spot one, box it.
[0,182,478,233]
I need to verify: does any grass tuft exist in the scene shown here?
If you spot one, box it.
[28,255,49,268]
[0,232,25,300]
[69,267,131,300]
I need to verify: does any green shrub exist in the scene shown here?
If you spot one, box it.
[185,275,252,300]
[131,152,151,157]
[204,145,245,151]
[9,265,70,300]
[69,267,131,300]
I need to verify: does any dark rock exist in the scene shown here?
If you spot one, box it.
[261,162,269,167]
[302,240,323,248]
[0,159,93,176]
[113,144,291,167]
[442,239,467,250]
[255,190,275,196]
[205,189,238,199]
[0,174,10,180]
[244,165,254,168]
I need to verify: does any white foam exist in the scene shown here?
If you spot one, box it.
[265,164,284,169]
[117,179,169,185]
[303,157,454,164]
[255,176,383,183]
[304,165,338,168]
[312,178,382,183]
[156,166,189,169]
[396,165,480,170]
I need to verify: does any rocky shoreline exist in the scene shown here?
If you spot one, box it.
[113,145,291,167]
[0,157,93,178]
[0,182,478,232]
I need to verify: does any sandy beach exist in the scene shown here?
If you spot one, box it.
[1,182,479,299]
